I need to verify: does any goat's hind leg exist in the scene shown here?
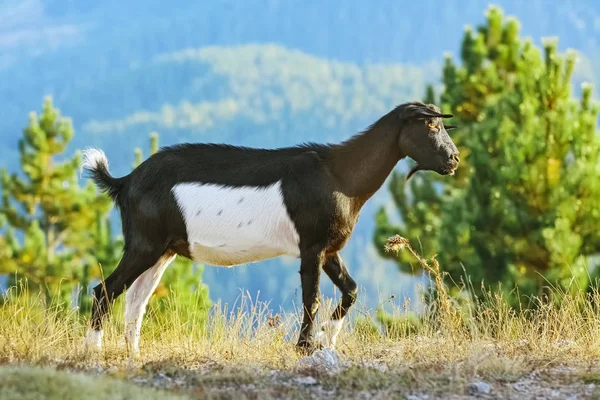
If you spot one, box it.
[316,253,358,348]
[124,251,176,354]
[85,248,164,351]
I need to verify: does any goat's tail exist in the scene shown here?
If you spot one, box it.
[80,148,125,202]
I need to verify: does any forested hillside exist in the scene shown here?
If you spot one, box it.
[1,0,599,308]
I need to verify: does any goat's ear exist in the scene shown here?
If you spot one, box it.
[444,124,458,130]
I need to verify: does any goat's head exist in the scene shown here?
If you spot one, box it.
[396,102,460,180]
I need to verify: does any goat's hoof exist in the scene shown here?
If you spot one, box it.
[295,340,322,355]
[126,353,139,369]
[314,329,326,344]
[314,320,343,349]
[295,340,312,355]
[82,343,101,355]
[125,343,140,359]
[127,348,140,358]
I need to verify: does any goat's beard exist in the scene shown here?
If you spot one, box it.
[406,165,422,180]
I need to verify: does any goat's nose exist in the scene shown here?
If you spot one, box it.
[452,154,460,163]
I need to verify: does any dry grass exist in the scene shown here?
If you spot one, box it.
[2,236,600,398]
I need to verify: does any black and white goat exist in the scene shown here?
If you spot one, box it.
[81,101,459,354]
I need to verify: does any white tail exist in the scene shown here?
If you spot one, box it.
[80,147,109,177]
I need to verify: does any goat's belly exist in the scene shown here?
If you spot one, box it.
[172,181,301,267]
[189,242,293,267]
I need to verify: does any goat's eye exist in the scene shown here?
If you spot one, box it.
[428,123,439,130]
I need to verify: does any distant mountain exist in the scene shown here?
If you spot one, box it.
[0,0,599,309]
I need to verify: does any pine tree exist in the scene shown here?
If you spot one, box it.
[374,6,600,302]
[0,97,112,305]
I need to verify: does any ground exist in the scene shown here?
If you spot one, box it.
[3,239,600,399]
[3,341,600,399]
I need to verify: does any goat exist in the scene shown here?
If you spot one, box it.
[81,101,459,354]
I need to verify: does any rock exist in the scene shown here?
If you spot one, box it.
[240,383,256,391]
[293,376,318,386]
[155,372,171,381]
[468,381,492,395]
[132,376,149,384]
[104,366,118,375]
[297,348,347,374]
[152,372,173,388]
[407,394,429,400]
[314,386,337,397]
[360,360,388,373]
[553,339,576,349]
[174,378,187,386]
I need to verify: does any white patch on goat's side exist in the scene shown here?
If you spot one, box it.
[172,181,300,266]
[80,147,109,176]
[84,329,103,350]
[315,318,345,348]
[124,253,175,354]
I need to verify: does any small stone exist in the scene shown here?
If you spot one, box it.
[293,376,318,385]
[152,372,173,388]
[357,390,372,399]
[553,339,576,349]
[174,378,187,386]
[104,366,118,375]
[360,360,388,373]
[468,381,492,395]
[297,348,347,375]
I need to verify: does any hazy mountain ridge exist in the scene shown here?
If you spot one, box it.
[82,45,435,145]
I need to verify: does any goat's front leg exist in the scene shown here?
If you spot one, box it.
[296,247,325,352]
[316,253,358,348]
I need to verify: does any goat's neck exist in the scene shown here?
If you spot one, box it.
[328,122,403,200]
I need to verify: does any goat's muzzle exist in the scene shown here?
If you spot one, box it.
[443,157,460,176]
